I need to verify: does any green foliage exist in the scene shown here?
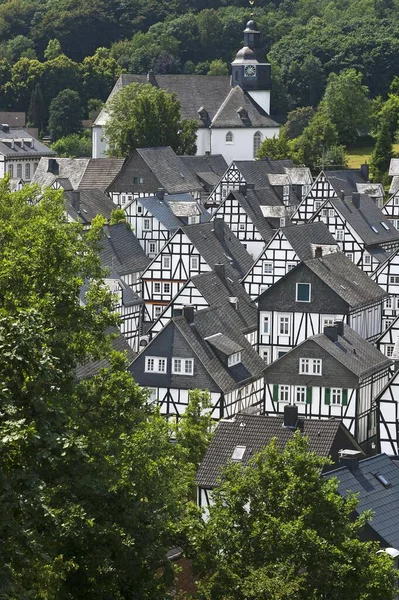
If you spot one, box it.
[48,88,82,141]
[51,131,92,157]
[285,106,315,140]
[371,118,393,184]
[320,69,371,146]
[323,144,348,168]
[188,433,397,600]
[44,38,63,61]
[207,59,229,76]
[257,128,295,161]
[0,181,193,599]
[27,82,44,131]
[109,208,127,225]
[7,35,36,61]
[103,82,197,157]
[295,111,339,168]
[175,390,215,469]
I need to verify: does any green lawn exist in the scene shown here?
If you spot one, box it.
[346,143,399,169]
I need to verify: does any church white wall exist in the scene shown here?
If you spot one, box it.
[196,128,211,155]
[211,127,280,162]
[92,125,107,158]
[248,90,271,115]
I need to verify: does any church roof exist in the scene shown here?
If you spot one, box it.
[211,86,279,129]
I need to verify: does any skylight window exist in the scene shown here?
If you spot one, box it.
[374,473,391,488]
[371,225,379,233]
[381,221,390,231]
[232,445,246,461]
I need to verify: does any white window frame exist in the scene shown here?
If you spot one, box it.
[385,297,392,309]
[287,262,296,272]
[154,282,161,293]
[279,315,290,335]
[390,276,399,284]
[364,253,371,265]
[7,163,13,178]
[239,222,246,230]
[228,351,242,367]
[143,218,151,231]
[172,357,194,375]
[154,305,163,318]
[386,345,394,357]
[345,253,353,261]
[145,356,167,373]
[263,262,273,275]
[162,255,171,269]
[262,348,270,364]
[279,385,289,403]
[296,386,306,403]
[299,358,322,375]
[335,229,344,241]
[16,163,22,178]
[263,315,270,335]
[253,131,262,158]
[25,163,31,180]
[148,241,157,255]
[163,282,171,294]
[225,131,234,144]
[331,388,342,405]
[296,282,311,303]
[190,256,199,270]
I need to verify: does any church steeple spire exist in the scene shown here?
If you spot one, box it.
[231,19,271,99]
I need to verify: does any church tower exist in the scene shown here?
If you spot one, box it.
[231,20,271,115]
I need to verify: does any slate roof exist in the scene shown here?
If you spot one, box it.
[324,454,399,549]
[356,182,384,198]
[308,324,392,378]
[389,158,399,176]
[182,221,254,277]
[95,73,232,128]
[282,222,338,260]
[234,159,296,188]
[103,273,143,306]
[64,189,114,223]
[99,223,150,274]
[76,328,136,380]
[78,158,125,191]
[32,157,90,189]
[138,196,184,231]
[0,112,25,127]
[324,169,367,195]
[196,413,362,488]
[179,154,228,180]
[226,190,275,243]
[324,194,399,247]
[205,332,242,355]
[0,128,55,158]
[211,86,279,128]
[303,252,387,308]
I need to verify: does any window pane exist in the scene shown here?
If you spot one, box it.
[296,283,310,302]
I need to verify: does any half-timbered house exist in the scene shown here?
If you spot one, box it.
[147,264,257,347]
[263,324,392,451]
[376,356,399,456]
[64,189,114,228]
[141,219,253,324]
[257,251,387,363]
[389,157,399,196]
[309,192,399,272]
[32,157,124,192]
[196,410,363,513]
[129,304,265,420]
[291,167,383,224]
[370,247,399,328]
[382,190,399,230]
[206,159,312,211]
[376,315,399,359]
[179,154,228,204]
[106,147,203,206]
[242,221,338,299]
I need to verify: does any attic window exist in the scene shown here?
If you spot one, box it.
[381,221,390,231]
[228,351,242,367]
[374,473,391,488]
[232,445,246,461]
[371,225,379,233]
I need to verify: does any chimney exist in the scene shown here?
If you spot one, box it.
[338,449,362,473]
[1,123,9,133]
[324,325,338,343]
[239,183,247,195]
[338,190,345,200]
[71,190,80,212]
[213,217,224,242]
[147,70,156,85]
[228,296,238,310]
[334,321,344,337]
[283,404,298,429]
[352,192,361,209]
[47,158,59,174]
[156,188,165,201]
[315,246,323,259]
[183,305,195,323]
[360,163,369,181]
[214,263,225,279]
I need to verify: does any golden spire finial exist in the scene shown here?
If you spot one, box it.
[249,0,255,17]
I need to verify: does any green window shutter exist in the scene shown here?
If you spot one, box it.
[306,387,312,404]
[342,389,348,406]
[273,384,279,402]
[324,388,331,405]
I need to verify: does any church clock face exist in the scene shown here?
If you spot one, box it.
[244,65,256,78]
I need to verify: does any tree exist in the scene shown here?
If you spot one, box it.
[257,128,294,161]
[285,106,315,140]
[109,207,127,224]
[295,112,338,168]
[371,117,393,184]
[320,69,371,146]
[51,131,92,157]
[189,433,397,600]
[175,390,215,469]
[207,59,228,76]
[0,181,192,599]
[103,82,197,157]
[44,38,63,61]
[48,88,82,141]
[27,82,44,131]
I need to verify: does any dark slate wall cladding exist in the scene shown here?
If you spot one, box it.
[257,263,349,314]
[129,322,220,391]
[264,340,359,388]
[112,153,161,193]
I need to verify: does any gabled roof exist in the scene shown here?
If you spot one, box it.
[308,325,392,378]
[303,252,387,308]
[324,194,399,247]
[32,157,90,189]
[138,196,184,231]
[95,73,232,128]
[182,221,253,278]
[225,190,275,243]
[64,189,114,223]
[0,112,25,127]
[76,328,136,380]
[78,158,125,191]
[136,147,202,193]
[179,154,228,181]
[233,158,296,188]
[0,128,55,158]
[205,332,242,355]
[324,454,399,549]
[324,169,367,195]
[196,413,362,488]
[99,223,150,274]
[211,86,279,128]
[282,222,338,260]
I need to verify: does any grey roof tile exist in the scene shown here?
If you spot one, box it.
[211,86,279,128]
[76,328,136,380]
[98,223,150,274]
[136,147,202,193]
[196,413,362,488]
[32,157,90,189]
[282,222,338,260]
[64,189,115,223]
[78,158,125,191]
[0,128,55,158]
[139,196,183,231]
[324,169,367,195]
[205,332,242,355]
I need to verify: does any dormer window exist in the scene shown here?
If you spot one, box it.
[228,351,242,367]
[226,131,233,144]
[172,358,194,375]
[296,283,311,302]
